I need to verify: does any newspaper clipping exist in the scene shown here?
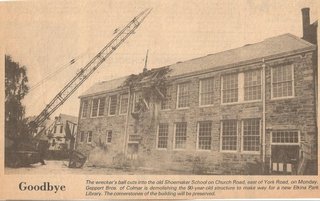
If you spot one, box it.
[0,0,319,199]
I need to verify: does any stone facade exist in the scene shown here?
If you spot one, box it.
[75,48,317,174]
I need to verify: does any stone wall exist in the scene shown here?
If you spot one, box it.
[75,52,317,174]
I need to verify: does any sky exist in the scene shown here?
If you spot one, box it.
[1,0,318,118]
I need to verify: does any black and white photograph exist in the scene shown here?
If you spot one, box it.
[2,0,318,179]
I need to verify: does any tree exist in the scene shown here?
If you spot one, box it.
[5,55,29,139]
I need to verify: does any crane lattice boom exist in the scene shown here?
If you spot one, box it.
[31,9,152,129]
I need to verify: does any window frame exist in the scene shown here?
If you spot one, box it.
[60,124,63,133]
[87,131,93,144]
[79,131,85,143]
[221,73,239,104]
[132,91,143,113]
[196,121,212,151]
[241,119,261,154]
[221,70,263,105]
[160,87,171,111]
[106,130,112,144]
[81,100,89,119]
[243,69,262,102]
[271,64,295,100]
[90,97,106,118]
[156,123,169,150]
[220,120,238,152]
[173,122,188,150]
[199,77,215,107]
[108,95,118,116]
[176,82,190,109]
[119,93,129,115]
[270,130,300,145]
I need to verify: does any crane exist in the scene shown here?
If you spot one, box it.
[29,8,152,132]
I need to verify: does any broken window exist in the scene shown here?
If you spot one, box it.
[244,70,261,101]
[198,121,212,150]
[174,122,187,149]
[119,93,129,114]
[177,83,190,108]
[108,95,117,116]
[160,87,171,110]
[242,119,260,152]
[272,65,294,98]
[81,100,89,118]
[87,131,93,143]
[157,123,169,149]
[222,73,238,103]
[106,131,112,144]
[200,78,214,106]
[221,120,238,151]
[133,92,143,112]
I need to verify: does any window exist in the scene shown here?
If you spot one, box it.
[244,70,261,101]
[91,98,105,117]
[242,119,260,152]
[91,99,99,117]
[272,130,299,144]
[133,92,143,112]
[108,95,117,116]
[198,121,212,150]
[177,83,190,108]
[60,125,63,133]
[106,131,112,144]
[222,74,238,103]
[174,122,187,149]
[79,131,85,142]
[200,78,214,106]
[98,98,106,116]
[221,120,238,151]
[119,93,129,114]
[53,125,57,133]
[87,131,93,143]
[81,100,89,118]
[157,123,169,149]
[272,65,294,98]
[161,88,171,110]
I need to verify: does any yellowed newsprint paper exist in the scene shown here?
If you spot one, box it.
[0,0,319,200]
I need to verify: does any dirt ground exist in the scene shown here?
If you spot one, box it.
[5,160,187,175]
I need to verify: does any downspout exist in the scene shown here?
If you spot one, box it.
[262,58,266,174]
[123,89,131,156]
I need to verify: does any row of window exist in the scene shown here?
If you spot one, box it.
[157,119,261,152]
[81,65,294,118]
[79,130,113,144]
[157,121,299,152]
[78,123,299,153]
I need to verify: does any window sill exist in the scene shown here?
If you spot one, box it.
[270,96,295,101]
[156,148,168,151]
[221,100,261,106]
[220,150,238,153]
[196,149,211,152]
[173,148,187,151]
[176,107,190,110]
[199,104,214,108]
[160,109,171,111]
[241,151,260,155]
